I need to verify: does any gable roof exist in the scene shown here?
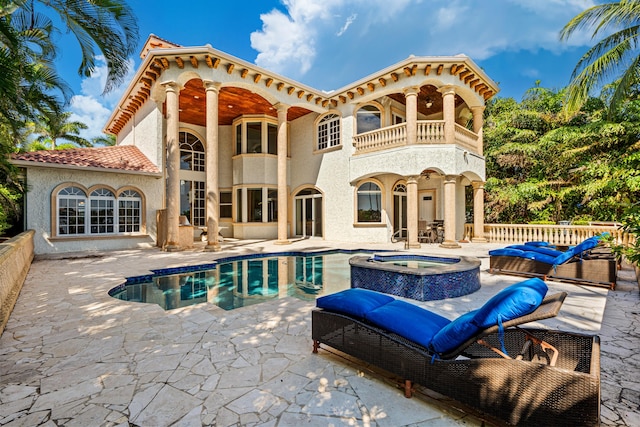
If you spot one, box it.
[10,145,162,176]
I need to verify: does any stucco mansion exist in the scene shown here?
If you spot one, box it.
[12,35,498,254]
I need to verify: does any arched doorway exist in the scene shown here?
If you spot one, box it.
[294,188,322,238]
[393,182,407,239]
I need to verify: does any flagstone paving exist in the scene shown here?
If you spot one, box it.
[0,239,638,426]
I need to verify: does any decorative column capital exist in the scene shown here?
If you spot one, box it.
[471,180,485,190]
[406,175,420,185]
[403,86,420,97]
[443,174,458,184]
[161,80,181,93]
[274,103,290,114]
[202,79,221,92]
[471,105,485,114]
[438,85,456,97]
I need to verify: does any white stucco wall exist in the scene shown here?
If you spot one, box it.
[24,166,163,254]
[118,103,164,168]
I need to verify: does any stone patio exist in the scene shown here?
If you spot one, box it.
[0,239,638,426]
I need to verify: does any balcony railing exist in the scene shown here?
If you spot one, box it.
[463,223,631,246]
[353,120,478,154]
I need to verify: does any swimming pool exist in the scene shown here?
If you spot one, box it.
[109,250,375,311]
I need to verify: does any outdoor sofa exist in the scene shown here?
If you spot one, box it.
[312,278,600,426]
[488,234,616,289]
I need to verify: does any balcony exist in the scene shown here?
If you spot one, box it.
[353,120,480,155]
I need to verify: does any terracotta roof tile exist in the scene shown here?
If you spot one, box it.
[11,145,161,175]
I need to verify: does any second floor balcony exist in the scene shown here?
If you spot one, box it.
[353,120,481,155]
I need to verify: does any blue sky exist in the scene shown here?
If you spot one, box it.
[57,0,599,139]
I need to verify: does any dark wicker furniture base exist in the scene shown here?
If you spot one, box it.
[489,255,616,289]
[312,308,600,426]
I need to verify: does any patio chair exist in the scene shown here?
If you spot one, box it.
[489,234,616,288]
[312,278,600,426]
[418,221,433,243]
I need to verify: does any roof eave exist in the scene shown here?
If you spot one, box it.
[11,160,163,177]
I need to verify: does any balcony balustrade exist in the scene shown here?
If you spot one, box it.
[463,223,631,246]
[353,120,479,154]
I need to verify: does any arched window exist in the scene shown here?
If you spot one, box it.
[54,184,144,237]
[90,188,115,234]
[356,182,382,223]
[317,113,341,150]
[58,186,87,235]
[356,105,382,134]
[118,189,142,233]
[179,132,205,171]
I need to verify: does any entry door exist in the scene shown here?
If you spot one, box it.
[419,191,436,223]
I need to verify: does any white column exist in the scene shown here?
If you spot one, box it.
[275,103,291,245]
[440,174,461,248]
[203,80,221,252]
[404,87,419,145]
[406,176,420,248]
[163,81,181,251]
[471,105,485,155]
[471,181,487,242]
[439,85,456,145]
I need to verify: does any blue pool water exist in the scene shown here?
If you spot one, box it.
[109,250,375,311]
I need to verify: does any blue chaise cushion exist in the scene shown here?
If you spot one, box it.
[429,310,481,355]
[507,244,563,257]
[489,248,557,264]
[316,288,394,318]
[365,300,451,349]
[552,235,602,265]
[471,278,548,328]
[525,241,551,247]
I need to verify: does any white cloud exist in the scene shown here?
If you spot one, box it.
[251,8,316,75]
[249,0,596,89]
[337,14,357,37]
[67,56,135,140]
[250,0,415,79]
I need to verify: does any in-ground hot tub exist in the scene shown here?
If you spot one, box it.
[349,253,481,301]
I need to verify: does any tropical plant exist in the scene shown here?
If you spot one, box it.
[92,134,116,146]
[560,0,640,113]
[484,82,640,224]
[4,0,139,93]
[33,111,91,149]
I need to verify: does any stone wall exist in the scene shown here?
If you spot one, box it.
[0,230,34,336]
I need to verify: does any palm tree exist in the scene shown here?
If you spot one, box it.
[0,8,68,150]
[91,134,116,146]
[34,111,91,149]
[7,0,139,93]
[560,0,640,112]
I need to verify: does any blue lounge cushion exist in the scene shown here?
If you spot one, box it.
[489,248,557,264]
[365,300,451,349]
[316,288,394,318]
[552,235,601,265]
[489,248,530,258]
[429,310,481,354]
[525,241,552,247]
[472,278,548,328]
[507,244,563,257]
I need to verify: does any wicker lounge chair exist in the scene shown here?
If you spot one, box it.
[312,279,600,426]
[489,235,616,289]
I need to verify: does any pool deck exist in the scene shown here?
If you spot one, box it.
[0,239,638,426]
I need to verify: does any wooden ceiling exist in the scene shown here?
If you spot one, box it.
[178,80,312,126]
